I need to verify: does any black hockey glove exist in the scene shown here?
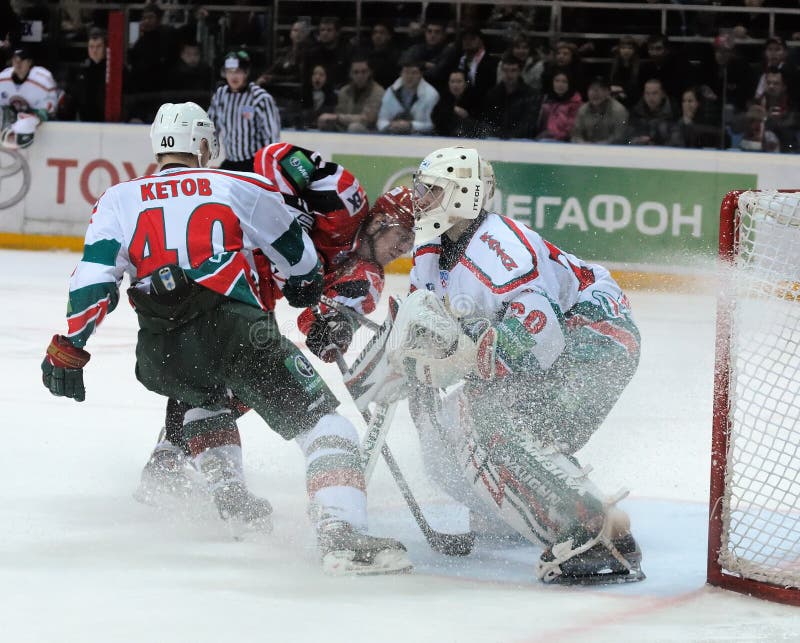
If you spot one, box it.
[41,334,91,402]
[306,312,355,363]
[283,271,324,308]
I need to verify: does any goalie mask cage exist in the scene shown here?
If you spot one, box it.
[708,189,800,605]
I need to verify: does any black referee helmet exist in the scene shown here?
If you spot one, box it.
[223,50,251,73]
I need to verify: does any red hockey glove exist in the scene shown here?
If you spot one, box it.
[306,312,355,362]
[41,334,91,402]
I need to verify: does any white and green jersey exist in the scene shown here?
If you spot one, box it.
[410,212,637,377]
[0,64,57,121]
[65,166,320,348]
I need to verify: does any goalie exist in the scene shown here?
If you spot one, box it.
[386,146,644,584]
[0,48,57,149]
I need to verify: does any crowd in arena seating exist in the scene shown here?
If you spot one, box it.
[3,1,800,153]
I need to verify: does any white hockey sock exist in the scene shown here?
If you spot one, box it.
[193,444,245,492]
[295,413,367,532]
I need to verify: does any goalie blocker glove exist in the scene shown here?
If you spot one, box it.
[41,334,91,401]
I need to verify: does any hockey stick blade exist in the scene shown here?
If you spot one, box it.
[379,446,475,557]
[429,531,476,556]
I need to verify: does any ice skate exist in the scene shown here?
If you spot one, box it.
[537,527,645,585]
[317,521,412,576]
[212,480,274,534]
[134,441,197,506]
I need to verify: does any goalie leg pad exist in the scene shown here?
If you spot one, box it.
[457,427,615,548]
[343,297,408,411]
[409,385,498,514]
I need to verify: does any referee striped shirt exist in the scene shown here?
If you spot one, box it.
[208,82,281,162]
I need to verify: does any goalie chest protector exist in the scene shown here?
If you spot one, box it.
[411,214,543,317]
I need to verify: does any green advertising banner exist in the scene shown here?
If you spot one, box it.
[334,153,757,265]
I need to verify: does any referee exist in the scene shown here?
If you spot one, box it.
[208,50,281,171]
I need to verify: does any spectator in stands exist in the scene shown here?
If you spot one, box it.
[755,37,799,105]
[166,41,213,108]
[304,17,353,89]
[571,75,629,145]
[365,20,401,89]
[536,71,583,141]
[128,3,178,95]
[260,20,311,99]
[609,36,641,109]
[480,53,538,140]
[739,103,780,152]
[71,28,107,122]
[497,34,542,93]
[698,34,755,126]
[377,58,439,134]
[301,64,337,129]
[405,19,457,92]
[317,57,384,132]
[224,0,269,48]
[628,78,674,145]
[458,28,498,99]
[431,68,481,138]
[486,4,538,33]
[759,67,798,152]
[541,40,586,99]
[638,34,694,104]
[719,0,770,41]
[667,87,724,149]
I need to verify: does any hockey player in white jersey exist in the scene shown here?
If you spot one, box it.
[39,102,411,576]
[376,146,644,584]
[0,47,57,148]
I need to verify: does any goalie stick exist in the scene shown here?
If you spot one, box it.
[314,302,475,557]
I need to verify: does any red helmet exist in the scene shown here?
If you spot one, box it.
[368,186,414,230]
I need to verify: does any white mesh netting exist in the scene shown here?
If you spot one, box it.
[720,190,800,588]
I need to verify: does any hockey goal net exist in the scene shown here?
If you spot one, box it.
[708,190,800,605]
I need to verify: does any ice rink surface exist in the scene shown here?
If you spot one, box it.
[3,249,799,643]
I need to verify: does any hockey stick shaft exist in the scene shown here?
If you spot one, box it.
[312,305,393,483]
[317,305,474,556]
[320,294,381,332]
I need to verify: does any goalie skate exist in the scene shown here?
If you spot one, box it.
[318,521,412,576]
[537,528,645,586]
[133,441,199,506]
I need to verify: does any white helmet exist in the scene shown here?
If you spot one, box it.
[150,102,219,162]
[412,146,494,244]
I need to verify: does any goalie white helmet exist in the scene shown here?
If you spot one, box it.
[413,147,495,244]
[150,102,219,162]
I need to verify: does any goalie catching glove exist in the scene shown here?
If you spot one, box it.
[389,291,498,388]
[41,334,91,401]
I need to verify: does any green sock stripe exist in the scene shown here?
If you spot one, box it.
[306,435,360,456]
[306,452,362,479]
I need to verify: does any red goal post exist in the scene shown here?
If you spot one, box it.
[708,189,800,605]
